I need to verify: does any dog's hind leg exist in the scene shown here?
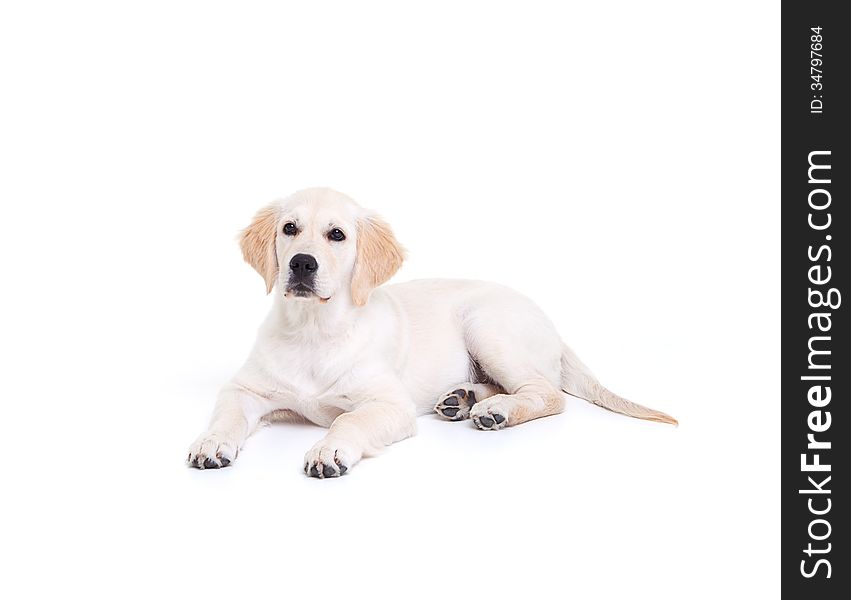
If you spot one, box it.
[468,379,566,430]
[460,289,567,430]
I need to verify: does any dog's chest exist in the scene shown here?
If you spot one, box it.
[253,335,363,409]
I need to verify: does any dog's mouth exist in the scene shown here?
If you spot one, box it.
[285,283,330,303]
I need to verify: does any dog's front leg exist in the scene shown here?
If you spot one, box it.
[187,383,271,469]
[304,382,416,478]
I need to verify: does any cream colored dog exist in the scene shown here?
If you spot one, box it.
[187,188,677,477]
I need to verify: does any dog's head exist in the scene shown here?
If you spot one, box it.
[239,188,405,306]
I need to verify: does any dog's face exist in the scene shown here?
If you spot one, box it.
[239,188,404,306]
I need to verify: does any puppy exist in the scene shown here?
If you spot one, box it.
[188,188,676,477]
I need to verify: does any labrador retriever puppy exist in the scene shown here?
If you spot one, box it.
[188,188,676,477]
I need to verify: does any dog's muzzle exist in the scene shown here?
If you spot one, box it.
[287,253,318,297]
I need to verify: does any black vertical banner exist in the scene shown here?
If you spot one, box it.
[782,3,849,598]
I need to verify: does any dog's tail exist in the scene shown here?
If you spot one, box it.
[560,344,678,426]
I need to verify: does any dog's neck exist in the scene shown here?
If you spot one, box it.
[270,290,361,340]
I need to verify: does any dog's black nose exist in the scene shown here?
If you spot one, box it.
[289,253,318,275]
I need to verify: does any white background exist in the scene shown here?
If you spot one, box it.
[0,2,779,599]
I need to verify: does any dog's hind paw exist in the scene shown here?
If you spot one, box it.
[434,385,478,421]
[470,398,509,431]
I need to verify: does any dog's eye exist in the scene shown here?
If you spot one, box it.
[283,222,298,236]
[327,228,346,242]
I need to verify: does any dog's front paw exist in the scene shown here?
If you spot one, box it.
[303,440,357,479]
[187,432,238,469]
[470,398,509,431]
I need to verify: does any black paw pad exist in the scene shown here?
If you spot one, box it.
[435,387,476,421]
[219,457,231,467]
[307,460,348,478]
[473,409,507,430]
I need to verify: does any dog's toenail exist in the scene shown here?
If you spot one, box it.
[442,407,459,417]
[443,396,459,406]
[310,464,320,477]
[323,464,336,478]
[339,464,347,474]
[479,416,494,428]
[493,413,505,424]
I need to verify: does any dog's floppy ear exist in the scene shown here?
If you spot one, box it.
[239,203,280,294]
[351,214,405,306]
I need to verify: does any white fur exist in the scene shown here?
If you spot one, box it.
[188,188,676,477]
